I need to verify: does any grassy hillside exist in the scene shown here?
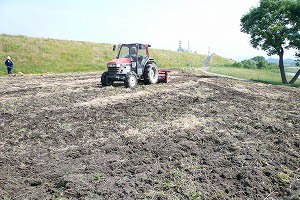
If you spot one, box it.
[0,34,114,75]
[0,34,232,75]
[210,54,234,66]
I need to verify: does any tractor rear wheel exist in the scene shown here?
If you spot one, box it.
[125,72,138,88]
[144,63,159,84]
[101,72,113,86]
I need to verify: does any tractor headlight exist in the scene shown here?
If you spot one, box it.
[107,64,116,68]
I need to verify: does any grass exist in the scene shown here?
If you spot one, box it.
[0,34,114,75]
[151,49,206,69]
[91,173,105,183]
[0,34,232,75]
[285,67,300,74]
[268,67,300,74]
[152,169,202,200]
[210,54,234,66]
[209,66,300,87]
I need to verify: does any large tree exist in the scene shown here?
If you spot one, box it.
[241,0,300,84]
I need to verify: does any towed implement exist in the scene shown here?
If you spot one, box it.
[101,43,170,88]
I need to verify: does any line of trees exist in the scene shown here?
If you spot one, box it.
[232,56,277,69]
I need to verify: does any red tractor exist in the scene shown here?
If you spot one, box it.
[101,43,170,88]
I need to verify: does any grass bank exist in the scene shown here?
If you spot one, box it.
[0,34,232,75]
[209,66,300,87]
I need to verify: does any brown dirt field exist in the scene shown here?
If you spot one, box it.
[0,70,299,200]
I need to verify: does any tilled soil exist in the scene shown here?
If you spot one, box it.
[0,70,299,200]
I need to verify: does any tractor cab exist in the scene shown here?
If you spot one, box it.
[114,43,150,76]
[101,43,170,88]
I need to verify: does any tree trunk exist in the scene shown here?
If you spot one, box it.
[289,69,300,84]
[278,47,288,84]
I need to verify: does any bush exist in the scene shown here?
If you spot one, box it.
[251,56,269,69]
[241,59,257,69]
[232,62,242,68]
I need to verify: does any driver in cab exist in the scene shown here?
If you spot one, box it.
[128,47,137,62]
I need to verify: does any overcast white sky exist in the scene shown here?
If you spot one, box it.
[0,0,297,60]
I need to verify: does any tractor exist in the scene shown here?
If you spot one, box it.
[101,43,170,88]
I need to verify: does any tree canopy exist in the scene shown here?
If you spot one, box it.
[241,0,300,84]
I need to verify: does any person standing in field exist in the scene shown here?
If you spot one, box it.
[4,56,14,75]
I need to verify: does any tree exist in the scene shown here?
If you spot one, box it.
[241,0,300,84]
[241,59,257,69]
[296,53,300,66]
[251,56,269,69]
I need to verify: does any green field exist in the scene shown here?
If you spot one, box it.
[209,66,300,87]
[280,67,300,74]
[0,34,232,76]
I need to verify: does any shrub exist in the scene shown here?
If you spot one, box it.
[251,56,269,69]
[241,59,257,69]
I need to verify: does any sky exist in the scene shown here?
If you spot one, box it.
[0,0,297,60]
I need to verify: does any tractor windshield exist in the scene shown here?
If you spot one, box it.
[118,44,137,59]
[118,46,130,59]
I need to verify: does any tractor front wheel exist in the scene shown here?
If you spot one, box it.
[125,72,138,88]
[144,63,159,84]
[101,72,113,86]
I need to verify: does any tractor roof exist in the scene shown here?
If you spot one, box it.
[121,43,151,47]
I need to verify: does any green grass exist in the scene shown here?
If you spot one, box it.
[268,67,300,74]
[210,54,235,66]
[0,34,232,75]
[282,67,299,74]
[151,49,206,69]
[209,66,300,87]
[0,34,114,75]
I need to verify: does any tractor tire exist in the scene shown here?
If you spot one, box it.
[144,63,159,84]
[101,72,113,86]
[125,72,138,88]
